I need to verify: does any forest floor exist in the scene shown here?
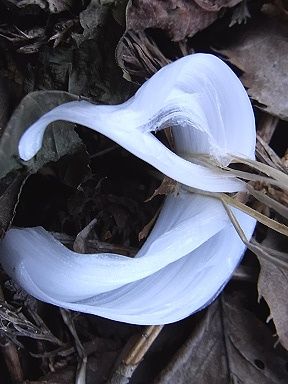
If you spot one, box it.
[0,1,288,383]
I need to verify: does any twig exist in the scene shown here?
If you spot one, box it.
[0,299,63,346]
[232,265,257,283]
[0,287,24,383]
[0,338,24,383]
[90,144,120,159]
[247,183,288,219]
[60,309,87,384]
[221,199,288,269]
[257,112,278,143]
[256,134,286,172]
[73,218,98,253]
[52,232,137,257]
[255,113,287,172]
[108,325,163,384]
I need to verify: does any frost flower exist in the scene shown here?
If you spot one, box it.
[0,54,256,324]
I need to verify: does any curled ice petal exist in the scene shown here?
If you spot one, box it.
[18,54,255,193]
[0,205,256,324]
[0,193,228,300]
[0,195,256,324]
[0,54,256,324]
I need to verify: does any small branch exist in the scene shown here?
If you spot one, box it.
[90,144,119,159]
[73,218,98,253]
[221,199,288,269]
[108,325,163,384]
[257,112,278,143]
[52,231,137,257]
[60,309,87,384]
[247,183,288,219]
[220,193,288,238]
[0,338,24,383]
[232,265,257,283]
[0,287,24,383]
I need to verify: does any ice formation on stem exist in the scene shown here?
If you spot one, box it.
[0,54,256,324]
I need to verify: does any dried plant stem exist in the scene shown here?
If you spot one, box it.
[247,184,288,219]
[257,113,278,143]
[73,218,98,253]
[125,325,163,365]
[184,151,288,189]
[231,156,288,185]
[52,231,137,256]
[221,199,288,269]
[232,265,257,282]
[220,193,288,238]
[256,134,286,171]
[60,309,87,384]
[184,183,288,239]
[0,288,24,383]
[182,181,288,267]
[0,338,24,383]
[90,144,119,159]
[108,325,163,384]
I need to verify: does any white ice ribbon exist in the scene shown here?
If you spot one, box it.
[0,54,256,324]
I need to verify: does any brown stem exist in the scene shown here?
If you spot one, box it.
[108,325,163,384]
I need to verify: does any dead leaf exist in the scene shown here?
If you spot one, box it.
[138,208,161,241]
[0,299,63,347]
[23,367,75,384]
[258,231,288,351]
[217,14,288,120]
[116,30,172,82]
[126,0,217,42]
[126,0,241,42]
[0,25,47,54]
[0,172,28,236]
[0,91,82,179]
[156,292,288,383]
[69,33,133,104]
[258,258,288,351]
[73,218,98,253]
[26,352,119,383]
[0,78,10,135]
[145,176,178,202]
[0,91,83,235]
[194,0,241,11]
[46,0,73,13]
[117,0,242,80]
[138,176,177,241]
[7,0,73,13]
[72,0,109,47]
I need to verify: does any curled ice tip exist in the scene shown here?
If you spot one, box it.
[1,54,256,324]
[18,53,255,193]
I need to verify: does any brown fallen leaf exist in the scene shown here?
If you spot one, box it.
[156,293,288,384]
[138,208,161,242]
[0,299,63,348]
[0,91,82,179]
[72,0,109,47]
[195,0,241,11]
[126,0,242,42]
[139,176,177,241]
[145,176,178,202]
[258,258,288,351]
[258,231,288,351]
[23,367,75,384]
[0,78,10,136]
[217,14,288,120]
[0,172,28,237]
[0,91,84,236]
[116,30,172,82]
[46,0,73,13]
[7,0,73,13]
